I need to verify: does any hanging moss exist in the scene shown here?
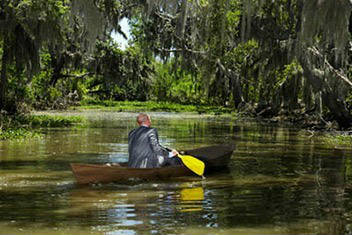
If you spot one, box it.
[300,0,351,53]
[70,0,105,53]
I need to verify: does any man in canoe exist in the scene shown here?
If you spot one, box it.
[128,113,180,168]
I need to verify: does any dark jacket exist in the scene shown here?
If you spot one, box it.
[128,126,170,168]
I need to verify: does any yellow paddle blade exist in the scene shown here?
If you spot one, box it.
[178,154,205,176]
[180,187,205,201]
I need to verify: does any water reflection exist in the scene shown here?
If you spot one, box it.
[178,190,204,213]
[0,111,352,234]
[57,181,209,234]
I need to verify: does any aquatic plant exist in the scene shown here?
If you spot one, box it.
[20,115,84,128]
[0,114,85,140]
[0,128,40,140]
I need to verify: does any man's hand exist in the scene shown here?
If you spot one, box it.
[167,149,179,158]
[166,147,179,158]
[171,149,179,157]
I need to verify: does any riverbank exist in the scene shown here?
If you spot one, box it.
[1,100,351,146]
[77,99,235,114]
[0,100,236,140]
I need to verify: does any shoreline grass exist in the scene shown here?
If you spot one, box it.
[321,134,352,148]
[77,99,236,115]
[0,114,86,140]
[21,115,85,128]
[0,128,41,140]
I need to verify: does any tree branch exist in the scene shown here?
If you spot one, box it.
[156,48,182,53]
[154,11,176,21]
[156,46,207,55]
[60,72,94,80]
[308,47,352,87]
[121,4,139,17]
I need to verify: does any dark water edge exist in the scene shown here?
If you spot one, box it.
[0,111,352,235]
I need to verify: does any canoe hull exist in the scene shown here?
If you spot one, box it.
[71,145,234,184]
[71,163,194,184]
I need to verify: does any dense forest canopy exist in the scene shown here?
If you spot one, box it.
[0,0,351,129]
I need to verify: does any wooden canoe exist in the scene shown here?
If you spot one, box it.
[71,145,234,184]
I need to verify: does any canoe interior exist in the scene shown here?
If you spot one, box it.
[71,145,234,184]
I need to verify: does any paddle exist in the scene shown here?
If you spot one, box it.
[177,154,205,178]
[166,147,205,178]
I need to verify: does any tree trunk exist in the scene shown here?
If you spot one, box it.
[288,74,300,110]
[314,91,322,114]
[280,73,300,112]
[300,51,352,129]
[177,0,188,39]
[49,47,65,86]
[231,74,244,109]
[302,76,314,111]
[321,91,352,129]
[0,37,9,111]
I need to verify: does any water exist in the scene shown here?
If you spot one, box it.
[0,111,352,235]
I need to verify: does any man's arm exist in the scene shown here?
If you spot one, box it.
[148,128,169,157]
[149,128,179,158]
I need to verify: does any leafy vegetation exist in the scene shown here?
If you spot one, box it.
[19,115,85,128]
[322,134,352,148]
[0,113,85,140]
[0,128,40,140]
[0,0,351,130]
[79,99,234,114]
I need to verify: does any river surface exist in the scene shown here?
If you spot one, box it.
[0,111,352,235]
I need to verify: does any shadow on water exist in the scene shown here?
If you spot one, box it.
[0,111,352,234]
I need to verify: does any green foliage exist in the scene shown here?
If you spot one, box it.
[0,63,34,114]
[226,40,259,66]
[269,60,302,95]
[79,99,234,114]
[0,0,69,74]
[322,134,352,148]
[18,115,85,128]
[0,0,69,113]
[88,41,153,101]
[226,6,241,29]
[0,0,127,113]
[151,61,203,104]
[1,113,84,129]
[222,39,260,104]
[0,128,40,140]
[0,113,85,140]
[31,69,85,110]
[0,0,350,129]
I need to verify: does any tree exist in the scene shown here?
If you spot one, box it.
[0,0,131,112]
[88,40,153,101]
[130,0,352,128]
[0,0,68,112]
[1,0,351,128]
[297,0,352,128]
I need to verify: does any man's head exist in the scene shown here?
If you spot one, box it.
[137,113,151,127]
